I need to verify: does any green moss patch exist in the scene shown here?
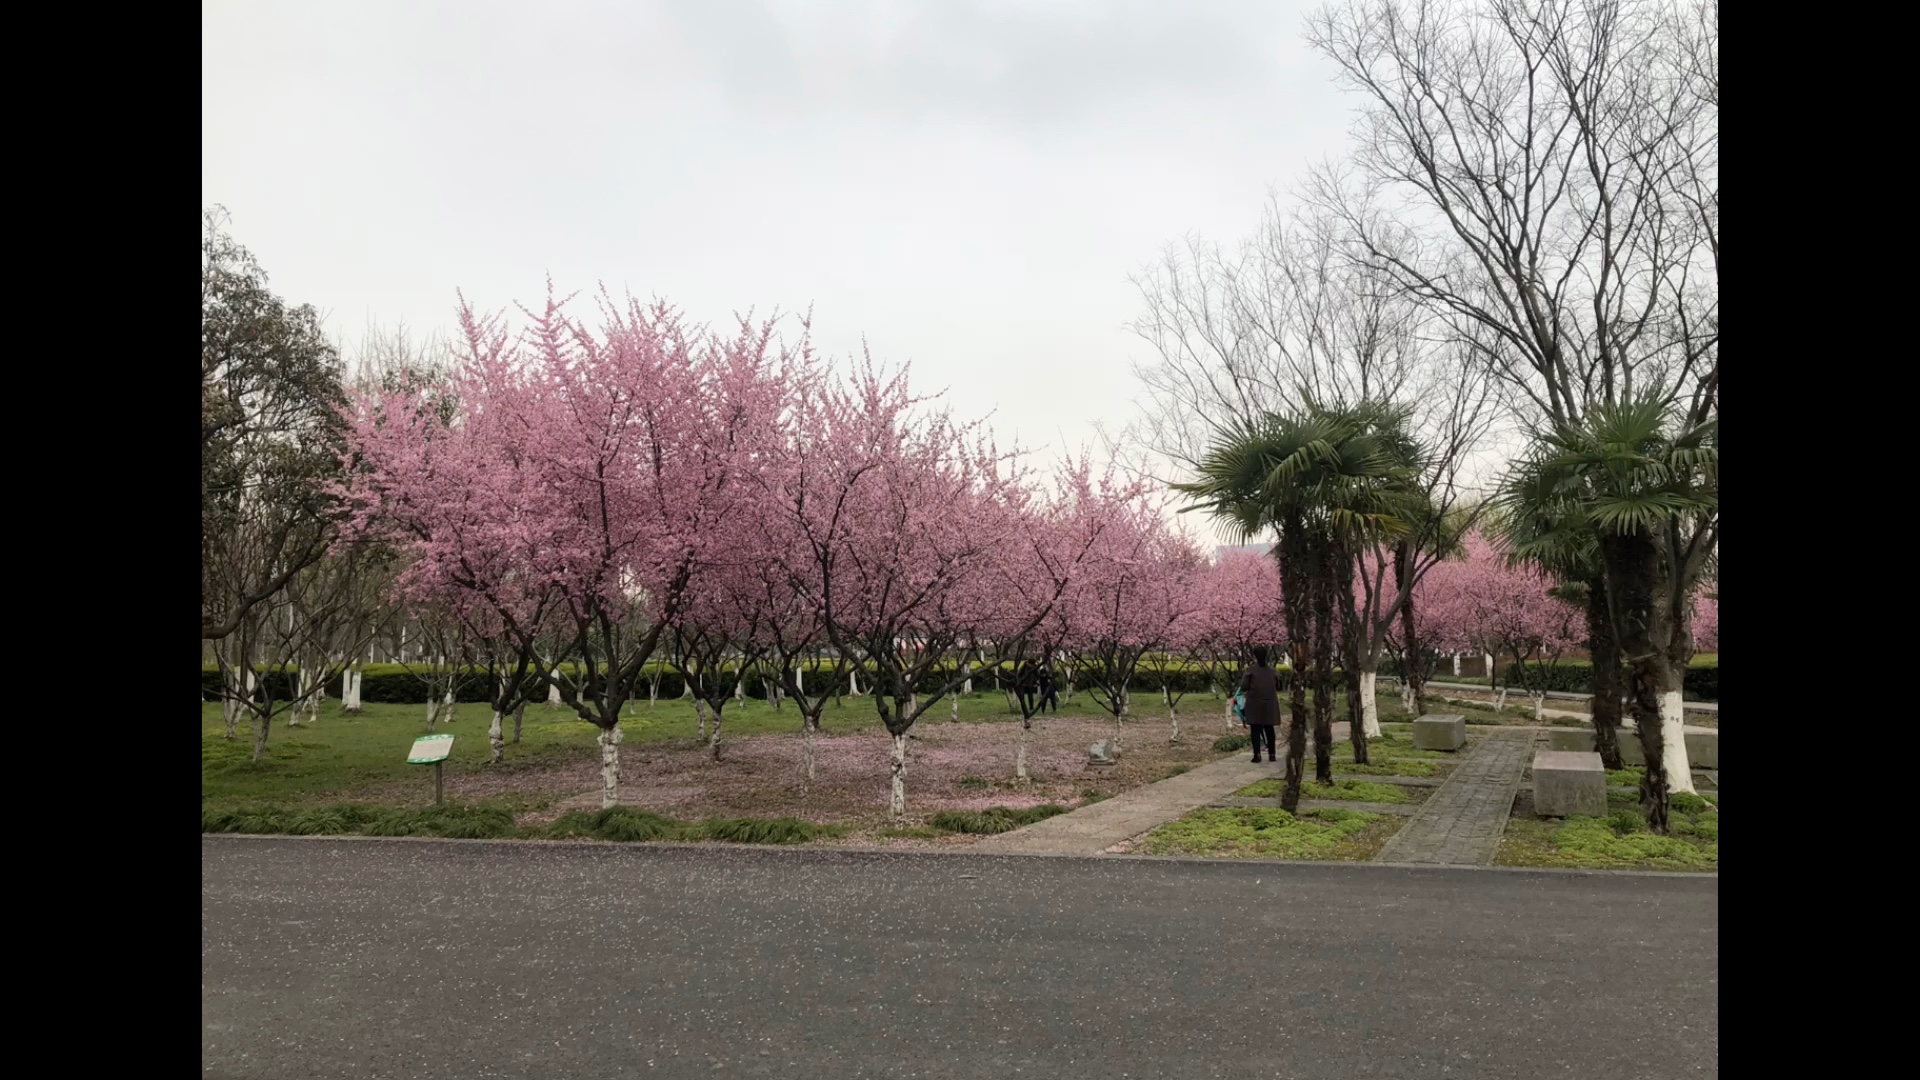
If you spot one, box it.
[1232,778,1411,804]
[1497,794,1717,871]
[1140,806,1400,861]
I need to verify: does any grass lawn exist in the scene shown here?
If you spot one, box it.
[202,692,1236,845]
[202,690,1132,809]
[1496,790,1718,871]
[1232,777,1413,804]
[1139,806,1402,860]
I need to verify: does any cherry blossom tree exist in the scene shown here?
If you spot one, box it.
[1061,489,1198,750]
[773,360,1099,817]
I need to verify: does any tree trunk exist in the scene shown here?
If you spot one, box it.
[252,710,272,764]
[512,701,525,744]
[1452,653,1461,677]
[598,722,622,808]
[1016,719,1031,782]
[548,673,563,708]
[488,710,505,764]
[1396,546,1430,716]
[849,667,860,696]
[1533,693,1546,722]
[709,705,725,760]
[649,672,659,707]
[803,715,818,782]
[1357,669,1383,737]
[1586,578,1626,770]
[1604,530,1675,832]
[1276,521,1310,814]
[888,730,908,819]
[425,694,437,732]
[1167,700,1179,744]
[1311,546,1336,785]
[1658,689,1695,795]
[695,697,709,740]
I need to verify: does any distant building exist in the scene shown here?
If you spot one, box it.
[1215,543,1273,560]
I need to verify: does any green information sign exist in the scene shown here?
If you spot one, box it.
[408,734,455,764]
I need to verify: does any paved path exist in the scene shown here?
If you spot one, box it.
[1374,729,1535,867]
[1425,680,1719,716]
[972,755,1273,854]
[203,837,1719,1079]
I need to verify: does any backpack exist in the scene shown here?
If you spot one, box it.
[1232,690,1247,721]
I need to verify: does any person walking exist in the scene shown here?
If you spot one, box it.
[1015,661,1039,715]
[1238,646,1282,764]
[1037,665,1058,714]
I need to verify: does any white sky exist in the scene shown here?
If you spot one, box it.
[202,0,1355,482]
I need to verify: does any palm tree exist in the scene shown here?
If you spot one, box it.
[1177,404,1412,808]
[1499,398,1717,832]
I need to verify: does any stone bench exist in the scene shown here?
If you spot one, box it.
[1545,725,1716,769]
[1532,750,1606,817]
[1410,714,1466,752]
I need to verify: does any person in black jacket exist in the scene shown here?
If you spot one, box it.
[1238,646,1283,763]
[1015,661,1040,715]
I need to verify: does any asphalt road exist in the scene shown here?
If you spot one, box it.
[203,837,1717,1079]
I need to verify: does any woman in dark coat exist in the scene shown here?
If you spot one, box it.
[1238,646,1283,764]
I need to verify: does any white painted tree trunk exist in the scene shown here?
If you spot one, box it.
[952,691,960,721]
[598,722,622,808]
[1400,677,1414,715]
[696,698,709,739]
[548,673,563,708]
[443,685,456,724]
[252,712,271,763]
[1224,693,1235,730]
[849,668,860,696]
[1533,694,1546,722]
[649,674,658,707]
[1495,687,1507,710]
[889,731,909,819]
[1452,653,1461,676]
[709,709,724,760]
[1483,652,1494,679]
[426,695,438,732]
[803,720,817,782]
[488,709,505,763]
[1358,670,1382,738]
[1659,690,1696,795]
[1167,702,1179,744]
[1015,721,1030,782]
[796,665,805,695]
[735,675,745,702]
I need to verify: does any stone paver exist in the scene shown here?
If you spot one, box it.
[971,755,1274,855]
[1373,729,1534,866]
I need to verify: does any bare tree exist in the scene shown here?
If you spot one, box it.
[1129,194,1495,740]
[1304,0,1718,813]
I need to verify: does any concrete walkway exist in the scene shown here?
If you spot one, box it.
[1372,728,1535,866]
[1424,679,1719,716]
[971,755,1275,855]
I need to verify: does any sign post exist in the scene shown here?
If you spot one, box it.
[407,735,456,805]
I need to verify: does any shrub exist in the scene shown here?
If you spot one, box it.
[930,804,1067,834]
[696,817,838,845]
[1213,733,1250,752]
[545,806,684,842]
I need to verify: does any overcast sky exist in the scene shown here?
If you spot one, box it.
[203,0,1352,524]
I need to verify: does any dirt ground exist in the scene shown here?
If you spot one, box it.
[431,710,1243,845]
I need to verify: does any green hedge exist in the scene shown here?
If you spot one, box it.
[200,658,1313,704]
[1428,658,1719,702]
